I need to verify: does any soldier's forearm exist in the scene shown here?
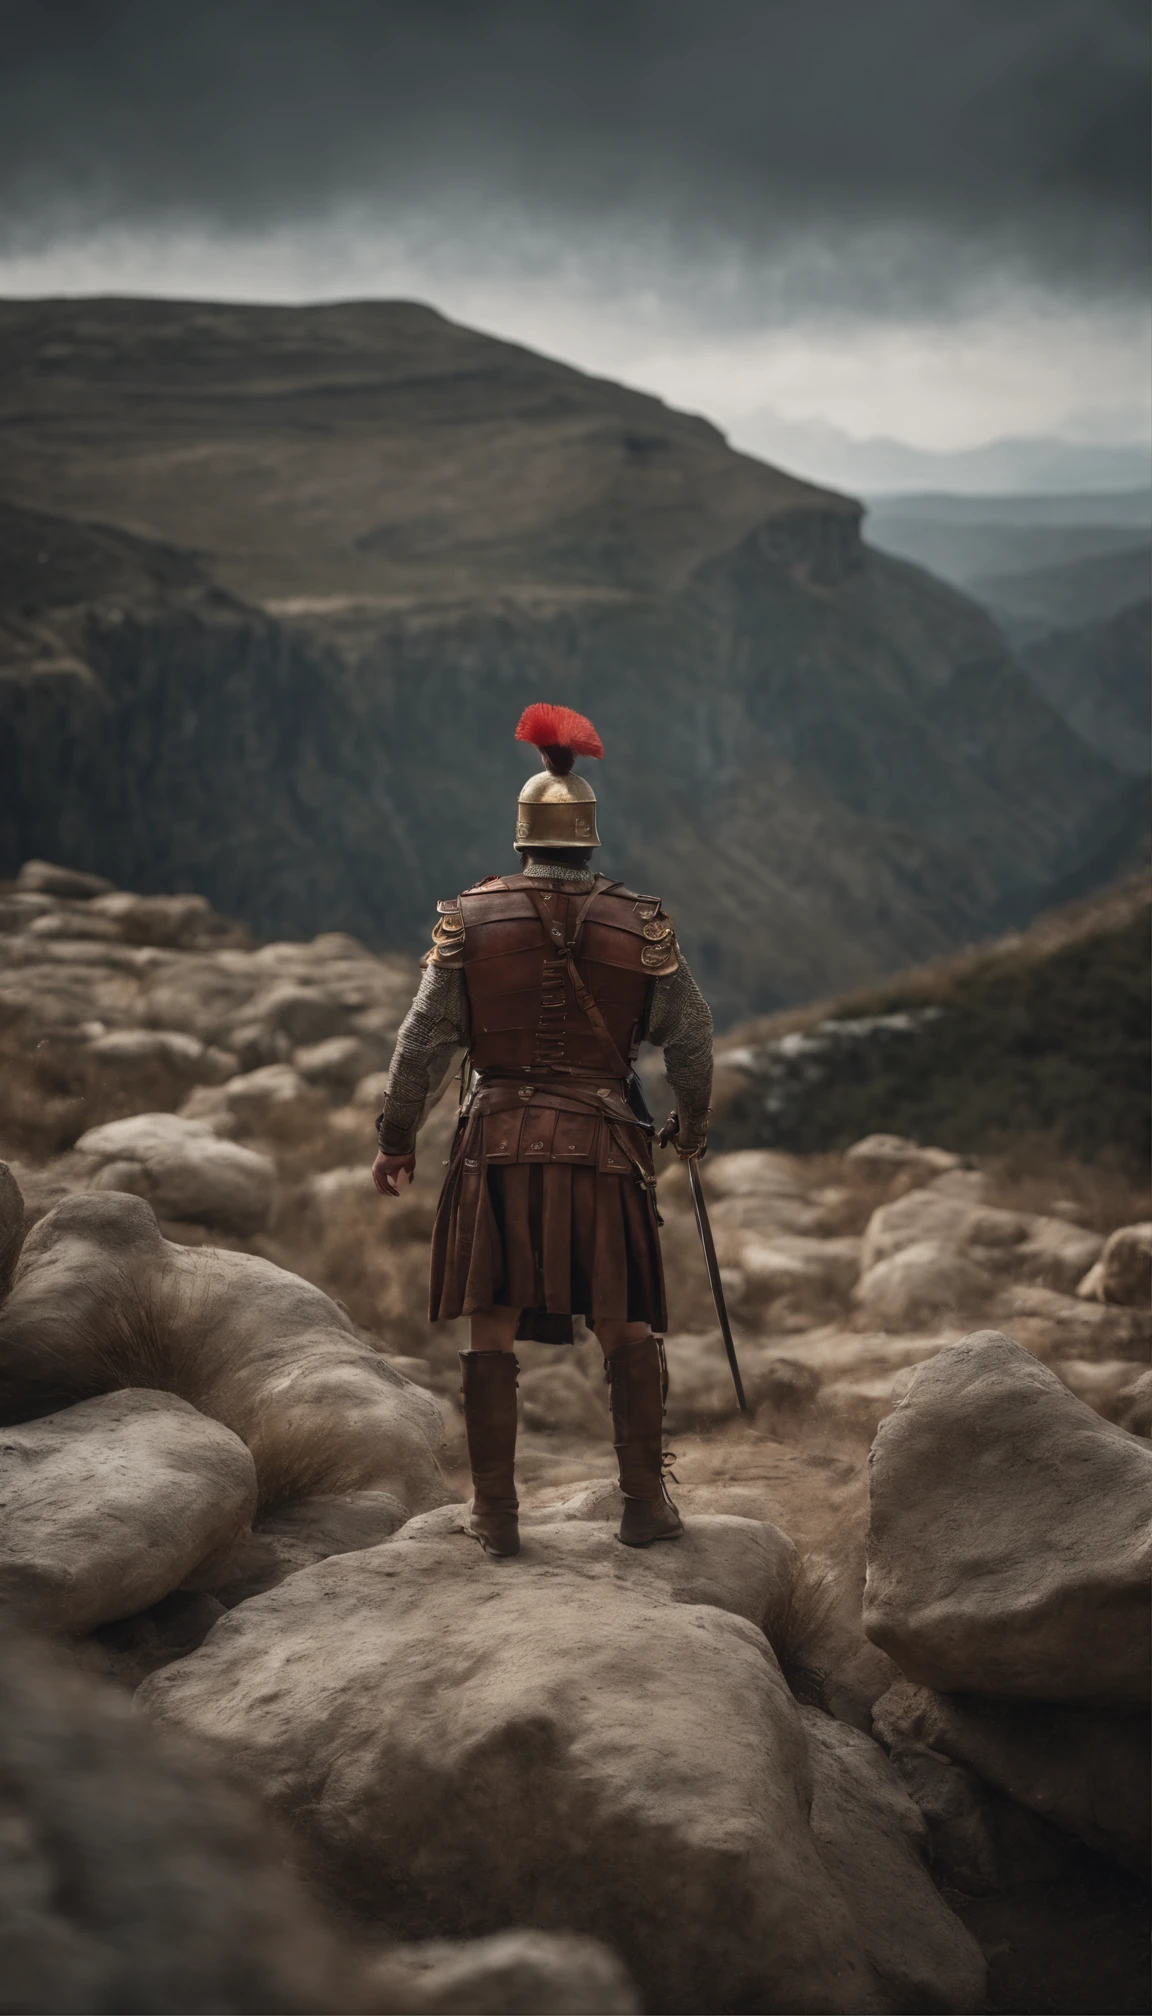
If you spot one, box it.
[648,960,713,1148]
[376,965,468,1155]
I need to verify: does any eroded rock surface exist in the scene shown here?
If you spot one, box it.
[0,1626,384,2014]
[873,1678,1150,1881]
[140,1520,984,2015]
[864,1331,1152,1704]
[1078,1221,1152,1308]
[0,1190,449,1513]
[187,1488,411,1607]
[76,1111,275,1235]
[0,1389,256,1637]
[368,1930,640,2015]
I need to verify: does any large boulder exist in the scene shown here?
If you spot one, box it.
[0,1158,24,1298]
[1114,1368,1152,1436]
[87,889,229,947]
[735,1233,861,1315]
[873,1679,1150,1881]
[140,1519,984,2015]
[844,1135,961,1184]
[700,1151,825,1236]
[998,1282,1151,1364]
[16,859,115,899]
[864,1332,1152,1705]
[1077,1222,1152,1308]
[179,1062,325,1137]
[0,1191,449,1514]
[86,1026,237,1083]
[0,1390,256,1637]
[369,1931,639,2014]
[871,1703,1073,1898]
[853,1239,994,1331]
[0,1627,373,2014]
[860,1186,1102,1295]
[799,1708,985,2012]
[75,1112,275,1235]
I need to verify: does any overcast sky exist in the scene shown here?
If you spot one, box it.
[2,0,1148,480]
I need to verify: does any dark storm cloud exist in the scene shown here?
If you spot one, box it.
[1,0,1147,297]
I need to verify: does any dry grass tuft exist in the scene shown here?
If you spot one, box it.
[980,1136,1151,1235]
[764,1553,843,1706]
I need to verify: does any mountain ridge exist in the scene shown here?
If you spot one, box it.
[0,296,1129,1024]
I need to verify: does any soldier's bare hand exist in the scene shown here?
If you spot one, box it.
[372,1151,416,1197]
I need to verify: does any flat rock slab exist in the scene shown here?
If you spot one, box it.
[141,1520,984,2015]
[864,1331,1152,1704]
[0,1389,256,1637]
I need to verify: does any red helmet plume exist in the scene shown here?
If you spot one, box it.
[515,703,603,777]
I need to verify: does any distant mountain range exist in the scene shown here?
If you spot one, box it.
[734,413,1152,497]
[0,296,1136,1026]
[866,489,1151,647]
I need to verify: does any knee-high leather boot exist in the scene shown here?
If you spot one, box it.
[606,1335,684,1547]
[460,1350,520,1557]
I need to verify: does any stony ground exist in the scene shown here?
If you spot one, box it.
[2,860,1149,2015]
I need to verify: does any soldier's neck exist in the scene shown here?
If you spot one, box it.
[521,860,598,886]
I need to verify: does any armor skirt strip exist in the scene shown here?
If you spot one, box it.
[429,1149,668,1344]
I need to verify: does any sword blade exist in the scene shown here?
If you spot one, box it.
[687,1157,749,1412]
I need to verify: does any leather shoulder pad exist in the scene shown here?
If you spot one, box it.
[636,895,678,974]
[462,874,506,893]
[425,899,466,967]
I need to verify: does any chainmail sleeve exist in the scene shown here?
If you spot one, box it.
[645,955,714,1153]
[376,964,469,1155]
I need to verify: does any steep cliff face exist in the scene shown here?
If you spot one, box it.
[0,299,1126,1022]
[1020,599,1151,776]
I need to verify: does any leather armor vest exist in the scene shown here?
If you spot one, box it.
[425,873,678,1078]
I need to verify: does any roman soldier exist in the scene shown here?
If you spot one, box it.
[372,703,713,1557]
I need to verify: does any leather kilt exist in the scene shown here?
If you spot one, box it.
[429,1076,667,1343]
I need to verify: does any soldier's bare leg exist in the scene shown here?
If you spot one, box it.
[589,1318,649,1356]
[591,1317,684,1547]
[460,1306,521,1556]
[469,1306,521,1352]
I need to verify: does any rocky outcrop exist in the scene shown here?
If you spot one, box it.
[0,1184,449,1514]
[0,1390,256,1636]
[140,1517,985,2014]
[5,1623,637,2014]
[0,871,417,1161]
[858,1183,1102,1292]
[873,1679,1150,1881]
[0,1627,371,2014]
[864,1332,1152,1704]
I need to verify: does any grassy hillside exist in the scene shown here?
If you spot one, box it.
[712,877,1150,1169]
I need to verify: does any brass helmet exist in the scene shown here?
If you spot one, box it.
[513,703,602,849]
